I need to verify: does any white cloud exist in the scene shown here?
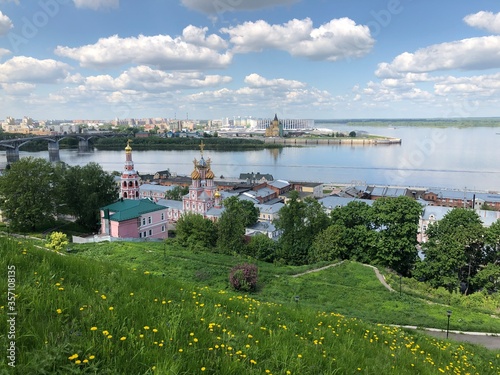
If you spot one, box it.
[182,25,228,49]
[0,48,11,59]
[464,11,500,34]
[0,56,70,83]
[73,0,119,10]
[434,72,500,96]
[1,82,36,95]
[79,66,232,92]
[244,73,305,89]
[376,36,500,77]
[185,74,333,114]
[55,28,232,69]
[221,17,374,61]
[0,11,13,36]
[181,0,299,14]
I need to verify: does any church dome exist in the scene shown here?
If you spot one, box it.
[191,169,200,180]
[214,190,221,198]
[206,169,214,179]
[125,141,132,153]
[197,156,207,169]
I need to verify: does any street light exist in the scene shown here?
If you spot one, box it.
[446,310,452,339]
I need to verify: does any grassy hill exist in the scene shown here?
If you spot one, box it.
[1,237,499,374]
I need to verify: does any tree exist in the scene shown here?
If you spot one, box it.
[240,199,259,227]
[349,131,356,137]
[309,224,349,263]
[175,212,217,250]
[371,196,423,276]
[0,157,58,231]
[415,208,486,294]
[246,234,277,262]
[217,197,246,254]
[60,163,118,231]
[330,201,377,262]
[274,192,329,265]
[165,185,189,201]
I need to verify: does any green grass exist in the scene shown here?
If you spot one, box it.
[1,237,499,374]
[72,240,500,333]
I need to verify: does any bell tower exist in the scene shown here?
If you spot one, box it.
[120,140,140,200]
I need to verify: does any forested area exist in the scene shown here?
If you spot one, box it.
[0,157,117,232]
[93,135,282,151]
[177,191,500,296]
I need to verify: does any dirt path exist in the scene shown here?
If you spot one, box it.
[291,261,346,278]
[291,261,395,292]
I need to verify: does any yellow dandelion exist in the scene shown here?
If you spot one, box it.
[90,326,97,331]
[107,335,112,339]
[120,336,126,341]
[100,294,106,300]
[153,328,158,333]
[109,306,114,311]
[83,359,89,364]
[130,292,134,296]
[56,309,62,314]
[144,326,150,330]
[89,355,95,360]
[201,367,206,371]
[102,330,109,335]
[179,348,183,352]
[75,360,81,365]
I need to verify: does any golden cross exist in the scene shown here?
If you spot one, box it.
[199,140,205,155]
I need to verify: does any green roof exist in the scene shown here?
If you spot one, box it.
[101,199,165,222]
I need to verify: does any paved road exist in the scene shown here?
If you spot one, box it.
[406,328,500,350]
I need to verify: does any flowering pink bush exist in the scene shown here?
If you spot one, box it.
[229,263,258,292]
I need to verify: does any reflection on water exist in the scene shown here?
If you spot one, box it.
[1,125,499,191]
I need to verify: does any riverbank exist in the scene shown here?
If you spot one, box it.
[264,137,401,145]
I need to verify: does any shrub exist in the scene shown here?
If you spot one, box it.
[45,231,69,252]
[229,263,258,292]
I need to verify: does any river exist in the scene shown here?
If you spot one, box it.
[1,125,499,192]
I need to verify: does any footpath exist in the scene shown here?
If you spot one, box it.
[292,261,500,350]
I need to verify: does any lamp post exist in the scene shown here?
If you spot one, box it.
[446,310,452,339]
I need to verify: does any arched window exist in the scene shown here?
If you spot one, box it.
[128,181,133,187]
[123,192,128,198]
[136,191,139,198]
[123,182,127,187]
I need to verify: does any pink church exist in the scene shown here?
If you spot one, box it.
[99,141,168,240]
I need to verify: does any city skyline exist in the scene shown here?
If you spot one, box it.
[1,1,500,120]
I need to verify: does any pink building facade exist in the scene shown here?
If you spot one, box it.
[100,199,168,240]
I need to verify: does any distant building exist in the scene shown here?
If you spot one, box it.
[265,114,283,137]
[239,172,274,183]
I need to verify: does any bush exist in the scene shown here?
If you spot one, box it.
[229,263,258,292]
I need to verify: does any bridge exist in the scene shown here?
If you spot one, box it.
[0,132,127,163]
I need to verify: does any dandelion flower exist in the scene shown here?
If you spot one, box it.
[109,307,114,311]
[120,336,126,341]
[201,367,206,371]
[89,355,95,360]
[100,294,106,300]
[56,309,62,314]
[144,326,150,330]
[75,360,81,365]
[90,326,97,331]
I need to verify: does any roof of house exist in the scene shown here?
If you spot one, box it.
[157,199,183,210]
[239,172,274,181]
[140,184,175,193]
[101,199,166,222]
[268,180,290,189]
[319,196,374,209]
[255,203,284,215]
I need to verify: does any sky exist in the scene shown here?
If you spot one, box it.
[1,0,500,121]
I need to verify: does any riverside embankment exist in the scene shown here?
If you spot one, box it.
[263,137,402,145]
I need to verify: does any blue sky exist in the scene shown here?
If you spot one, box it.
[1,0,500,120]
